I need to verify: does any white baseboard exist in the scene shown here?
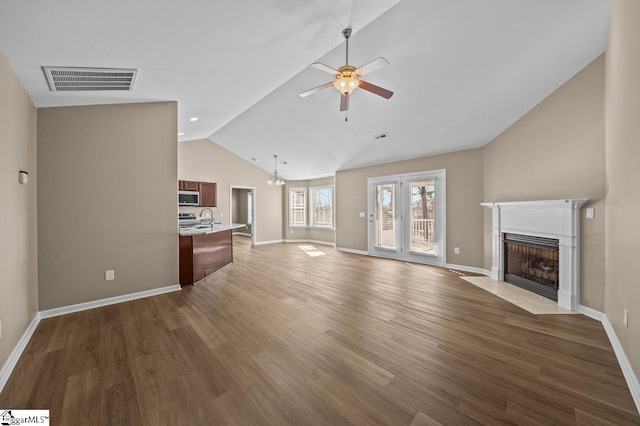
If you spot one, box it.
[1,284,181,393]
[576,304,605,321]
[39,284,181,319]
[254,239,284,246]
[335,247,369,256]
[577,304,639,412]
[285,239,335,247]
[445,263,491,276]
[0,312,41,394]
[233,232,252,237]
[601,313,640,412]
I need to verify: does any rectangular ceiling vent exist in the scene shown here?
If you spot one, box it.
[373,132,390,140]
[43,67,137,92]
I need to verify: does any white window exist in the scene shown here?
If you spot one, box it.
[310,185,333,228]
[289,188,307,227]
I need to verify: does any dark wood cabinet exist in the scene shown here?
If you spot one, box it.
[178,180,216,206]
[178,180,199,191]
[199,182,217,207]
[179,230,233,286]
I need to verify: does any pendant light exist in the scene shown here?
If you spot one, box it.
[267,154,286,186]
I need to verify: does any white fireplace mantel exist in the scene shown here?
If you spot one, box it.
[481,199,587,310]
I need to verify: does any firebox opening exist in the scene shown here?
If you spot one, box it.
[503,234,559,301]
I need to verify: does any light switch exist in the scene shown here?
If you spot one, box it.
[586,208,594,219]
[105,270,115,281]
[359,212,366,218]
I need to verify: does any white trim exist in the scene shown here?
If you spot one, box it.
[601,314,640,412]
[576,304,605,321]
[284,239,335,247]
[0,312,41,393]
[39,284,181,319]
[575,305,640,413]
[254,239,284,246]
[335,247,369,256]
[482,199,587,310]
[445,263,491,276]
[230,185,256,246]
[233,232,252,237]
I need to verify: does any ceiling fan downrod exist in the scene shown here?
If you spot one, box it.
[342,27,352,66]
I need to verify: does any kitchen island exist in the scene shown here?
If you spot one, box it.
[179,223,245,286]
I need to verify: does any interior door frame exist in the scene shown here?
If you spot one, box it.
[229,185,256,246]
[367,169,446,266]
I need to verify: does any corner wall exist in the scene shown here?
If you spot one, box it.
[483,55,606,311]
[605,0,640,378]
[178,139,283,244]
[37,102,178,310]
[284,176,335,244]
[335,148,484,268]
[0,50,38,367]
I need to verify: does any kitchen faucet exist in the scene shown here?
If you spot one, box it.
[199,208,215,224]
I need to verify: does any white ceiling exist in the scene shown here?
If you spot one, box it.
[0,0,609,180]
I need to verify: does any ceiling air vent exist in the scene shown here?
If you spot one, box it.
[43,67,137,92]
[373,132,389,140]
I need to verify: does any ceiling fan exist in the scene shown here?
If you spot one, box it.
[299,27,393,117]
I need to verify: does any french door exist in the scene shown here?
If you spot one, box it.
[368,170,446,266]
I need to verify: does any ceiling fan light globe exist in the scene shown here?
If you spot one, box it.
[334,75,360,95]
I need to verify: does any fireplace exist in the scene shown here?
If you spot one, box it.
[481,199,587,310]
[503,234,559,301]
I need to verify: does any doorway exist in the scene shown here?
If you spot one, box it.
[368,170,446,266]
[230,186,256,245]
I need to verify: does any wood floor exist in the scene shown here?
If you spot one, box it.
[1,237,638,425]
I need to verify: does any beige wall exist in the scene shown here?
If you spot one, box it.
[37,102,178,310]
[284,176,335,244]
[605,0,640,377]
[232,188,252,235]
[483,56,606,311]
[178,139,283,243]
[0,51,38,369]
[335,148,484,268]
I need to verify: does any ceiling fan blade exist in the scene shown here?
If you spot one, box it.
[299,82,334,98]
[356,57,389,76]
[310,62,339,75]
[340,94,349,111]
[359,80,394,99]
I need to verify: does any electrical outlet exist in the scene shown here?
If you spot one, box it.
[624,309,628,328]
[105,270,115,281]
[454,247,460,254]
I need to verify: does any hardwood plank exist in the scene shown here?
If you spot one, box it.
[0,236,637,425]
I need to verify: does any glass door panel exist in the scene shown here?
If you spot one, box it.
[408,180,435,254]
[375,184,396,249]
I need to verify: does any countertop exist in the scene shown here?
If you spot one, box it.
[178,223,246,236]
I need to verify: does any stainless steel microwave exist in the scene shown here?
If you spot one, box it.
[178,190,199,206]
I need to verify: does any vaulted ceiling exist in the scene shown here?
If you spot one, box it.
[0,0,609,179]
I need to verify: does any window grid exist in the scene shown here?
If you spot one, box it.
[289,188,307,227]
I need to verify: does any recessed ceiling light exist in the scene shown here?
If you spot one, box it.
[178,132,184,136]
[189,117,198,122]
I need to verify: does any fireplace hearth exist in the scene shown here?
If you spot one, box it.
[504,234,559,301]
[481,199,587,310]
